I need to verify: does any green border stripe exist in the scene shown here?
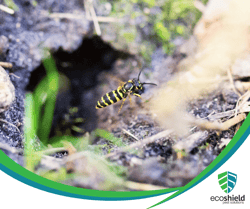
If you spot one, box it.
[149,114,250,208]
[0,150,179,200]
[1,115,249,203]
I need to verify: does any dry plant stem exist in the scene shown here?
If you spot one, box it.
[0,119,21,134]
[207,110,235,121]
[0,141,22,154]
[64,130,173,161]
[190,113,246,131]
[61,141,77,172]
[83,0,91,19]
[122,128,140,141]
[0,62,13,69]
[207,90,250,121]
[227,68,241,97]
[235,123,241,135]
[235,90,250,117]
[85,0,101,35]
[42,155,63,162]
[124,181,168,191]
[49,13,118,22]
[0,4,14,14]
[9,73,20,79]
[105,129,174,158]
[194,0,206,13]
[64,151,89,163]
[40,147,68,155]
[39,155,63,172]
[240,82,250,90]
[174,131,209,153]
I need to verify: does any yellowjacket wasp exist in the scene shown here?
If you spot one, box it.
[96,69,157,112]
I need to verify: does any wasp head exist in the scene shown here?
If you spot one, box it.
[136,68,157,95]
[123,69,157,96]
[132,78,144,95]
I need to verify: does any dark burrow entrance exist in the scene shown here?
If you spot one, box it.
[26,36,131,138]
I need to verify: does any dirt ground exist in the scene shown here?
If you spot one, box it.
[0,0,249,190]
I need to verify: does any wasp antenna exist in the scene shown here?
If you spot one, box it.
[138,68,143,80]
[142,82,157,86]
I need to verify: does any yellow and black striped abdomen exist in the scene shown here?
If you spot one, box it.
[96,87,125,109]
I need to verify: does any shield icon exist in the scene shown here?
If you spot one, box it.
[218,171,237,193]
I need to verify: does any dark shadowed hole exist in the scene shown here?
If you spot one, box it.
[26,36,131,138]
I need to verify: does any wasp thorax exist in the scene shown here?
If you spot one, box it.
[123,82,133,92]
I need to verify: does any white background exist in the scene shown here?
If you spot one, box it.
[0,134,249,209]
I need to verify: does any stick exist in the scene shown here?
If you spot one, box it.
[40,147,68,155]
[194,0,206,13]
[0,62,13,68]
[124,181,168,191]
[0,141,22,154]
[173,131,209,152]
[88,0,101,35]
[0,4,14,14]
[49,13,118,22]
[105,129,174,158]
[122,128,140,141]
[0,119,21,134]
[227,68,241,97]
[189,113,246,131]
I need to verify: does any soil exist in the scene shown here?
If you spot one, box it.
[0,0,247,190]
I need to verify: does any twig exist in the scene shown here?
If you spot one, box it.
[122,128,140,141]
[61,141,77,172]
[9,73,20,79]
[0,119,21,134]
[207,109,235,121]
[124,181,168,191]
[49,13,84,20]
[0,62,13,68]
[235,90,250,117]
[39,155,63,172]
[218,138,231,149]
[207,90,250,121]
[91,16,118,23]
[191,90,249,132]
[189,113,246,131]
[227,68,241,97]
[64,151,88,162]
[0,4,14,15]
[87,0,101,35]
[234,123,241,135]
[49,13,118,22]
[84,0,91,20]
[194,0,206,13]
[173,131,209,152]
[105,129,174,158]
[0,141,22,154]
[40,147,68,155]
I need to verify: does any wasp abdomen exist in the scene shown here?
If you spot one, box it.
[96,87,125,109]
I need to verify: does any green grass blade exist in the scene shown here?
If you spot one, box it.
[35,54,59,144]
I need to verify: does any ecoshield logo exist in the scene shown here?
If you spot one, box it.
[210,171,245,204]
[218,171,237,193]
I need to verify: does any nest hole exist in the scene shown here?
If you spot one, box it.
[26,36,131,137]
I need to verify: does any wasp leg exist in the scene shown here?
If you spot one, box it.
[133,93,142,99]
[118,97,127,113]
[128,94,132,106]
